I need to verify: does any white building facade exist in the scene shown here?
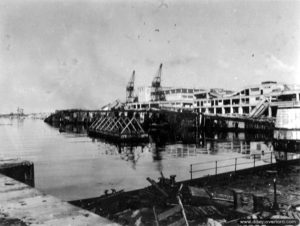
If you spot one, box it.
[194,81,299,117]
[126,87,202,111]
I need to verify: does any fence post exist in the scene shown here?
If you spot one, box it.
[235,158,237,172]
[271,152,273,164]
[190,164,193,180]
[254,154,256,168]
[215,161,218,175]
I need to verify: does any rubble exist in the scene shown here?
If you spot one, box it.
[71,164,300,225]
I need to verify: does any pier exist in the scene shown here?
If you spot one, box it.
[0,159,34,187]
[0,159,118,225]
[88,112,148,143]
[201,113,275,133]
[45,108,276,145]
[44,109,102,125]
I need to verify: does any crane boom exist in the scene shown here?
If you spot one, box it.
[151,63,165,101]
[126,70,135,103]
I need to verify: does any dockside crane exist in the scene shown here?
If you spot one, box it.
[126,70,136,103]
[151,63,166,101]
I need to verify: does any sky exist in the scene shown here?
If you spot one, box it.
[0,0,299,113]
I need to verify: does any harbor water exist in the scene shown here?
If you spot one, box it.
[0,118,274,201]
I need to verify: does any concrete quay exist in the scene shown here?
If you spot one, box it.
[0,159,119,226]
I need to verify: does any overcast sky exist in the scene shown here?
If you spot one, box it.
[0,0,299,113]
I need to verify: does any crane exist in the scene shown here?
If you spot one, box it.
[151,63,166,101]
[126,70,136,103]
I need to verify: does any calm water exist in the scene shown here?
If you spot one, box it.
[0,118,273,201]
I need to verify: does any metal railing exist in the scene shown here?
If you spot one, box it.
[189,152,274,180]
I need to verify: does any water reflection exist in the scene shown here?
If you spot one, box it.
[50,123,87,134]
[88,136,274,169]
[58,122,274,163]
[0,118,276,201]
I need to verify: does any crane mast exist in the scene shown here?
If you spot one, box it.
[126,70,136,103]
[151,63,166,101]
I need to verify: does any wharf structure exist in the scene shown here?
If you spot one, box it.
[273,100,300,161]
[127,80,300,118]
[44,63,300,143]
[194,81,300,117]
[125,63,203,111]
[126,86,203,111]
[124,63,300,119]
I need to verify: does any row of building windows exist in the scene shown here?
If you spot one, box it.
[164,89,201,95]
[198,106,256,114]
[194,86,278,100]
[195,93,300,108]
[196,98,250,107]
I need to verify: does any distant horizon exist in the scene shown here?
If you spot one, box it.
[1,0,299,113]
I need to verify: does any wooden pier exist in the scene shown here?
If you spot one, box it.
[201,113,275,133]
[44,109,100,125]
[88,113,148,143]
[45,108,276,145]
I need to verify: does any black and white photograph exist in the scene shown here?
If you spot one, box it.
[0,0,300,225]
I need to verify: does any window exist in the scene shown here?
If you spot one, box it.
[257,143,261,150]
[251,87,259,92]
[224,99,230,105]
[196,93,207,99]
[232,99,240,105]
[242,107,249,114]
[224,107,231,114]
[277,94,297,102]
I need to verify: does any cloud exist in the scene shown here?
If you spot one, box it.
[217,59,230,69]
[1,0,300,113]
[254,69,264,76]
[265,54,295,73]
[167,53,199,66]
